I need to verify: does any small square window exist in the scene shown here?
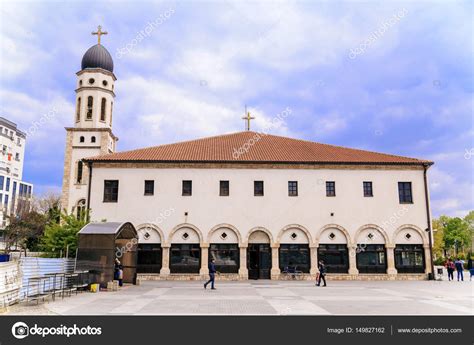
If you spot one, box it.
[363,181,373,197]
[220,180,229,196]
[288,181,298,196]
[144,180,154,196]
[326,181,336,197]
[254,181,264,196]
[182,180,192,196]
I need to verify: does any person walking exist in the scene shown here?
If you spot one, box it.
[455,258,464,281]
[204,259,217,290]
[316,260,327,287]
[445,258,455,281]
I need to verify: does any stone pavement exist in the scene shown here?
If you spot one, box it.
[4,280,473,315]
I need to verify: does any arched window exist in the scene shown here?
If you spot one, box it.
[76,199,86,220]
[110,101,113,126]
[100,97,106,121]
[91,136,96,143]
[86,96,93,120]
[76,161,83,184]
[76,97,81,122]
[79,136,85,143]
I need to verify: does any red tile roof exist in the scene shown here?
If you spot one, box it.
[85,131,433,165]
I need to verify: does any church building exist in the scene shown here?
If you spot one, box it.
[62,29,434,281]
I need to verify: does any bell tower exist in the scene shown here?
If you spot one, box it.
[61,26,118,215]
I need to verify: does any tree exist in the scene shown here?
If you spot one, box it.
[40,210,88,258]
[464,211,474,255]
[432,218,445,259]
[3,211,47,254]
[442,217,470,257]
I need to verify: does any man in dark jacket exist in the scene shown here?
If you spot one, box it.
[204,259,217,290]
[454,258,464,281]
[316,260,327,287]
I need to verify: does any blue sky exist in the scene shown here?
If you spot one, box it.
[0,0,472,217]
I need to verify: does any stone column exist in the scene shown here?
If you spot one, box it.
[386,244,397,275]
[239,244,248,279]
[160,244,170,276]
[270,243,280,280]
[348,244,359,275]
[200,243,209,276]
[310,244,319,276]
[423,244,432,274]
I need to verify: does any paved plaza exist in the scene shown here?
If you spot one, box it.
[4,280,473,316]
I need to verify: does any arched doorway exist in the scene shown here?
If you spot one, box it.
[247,230,271,279]
[278,227,311,273]
[137,226,162,274]
[394,227,426,273]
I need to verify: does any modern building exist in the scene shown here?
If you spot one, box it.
[0,117,34,230]
[62,29,434,281]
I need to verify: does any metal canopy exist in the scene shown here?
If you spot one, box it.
[79,222,137,239]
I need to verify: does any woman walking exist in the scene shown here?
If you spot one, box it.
[316,260,327,287]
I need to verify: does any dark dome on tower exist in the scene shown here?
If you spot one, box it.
[81,44,114,72]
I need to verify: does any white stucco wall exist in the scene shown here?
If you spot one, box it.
[88,166,431,246]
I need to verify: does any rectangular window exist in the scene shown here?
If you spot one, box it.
[27,186,32,197]
[288,181,298,196]
[398,182,413,203]
[254,181,264,196]
[6,178,10,192]
[0,176,4,191]
[279,244,310,273]
[318,244,349,273]
[219,180,229,196]
[326,181,335,197]
[170,244,201,273]
[0,193,2,204]
[210,244,239,273]
[182,180,192,196]
[363,181,373,197]
[4,194,8,207]
[103,180,119,202]
[144,180,154,196]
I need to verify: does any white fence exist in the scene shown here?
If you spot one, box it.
[0,261,21,307]
[0,257,75,306]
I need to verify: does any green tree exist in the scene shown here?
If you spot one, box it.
[3,211,47,254]
[442,217,470,257]
[464,211,474,255]
[40,211,88,258]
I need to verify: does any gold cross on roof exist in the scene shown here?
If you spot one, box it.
[92,25,108,45]
[242,106,255,131]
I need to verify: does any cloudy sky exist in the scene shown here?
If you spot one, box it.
[0,0,472,217]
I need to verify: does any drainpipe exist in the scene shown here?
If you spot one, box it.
[86,161,93,222]
[423,163,435,280]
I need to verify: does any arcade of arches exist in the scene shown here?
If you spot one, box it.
[133,224,431,280]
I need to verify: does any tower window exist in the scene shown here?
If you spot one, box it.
[91,136,96,143]
[110,101,113,126]
[76,161,83,184]
[76,97,81,122]
[79,80,83,86]
[79,136,85,143]
[88,78,95,84]
[102,80,108,87]
[100,98,106,121]
[86,96,93,120]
